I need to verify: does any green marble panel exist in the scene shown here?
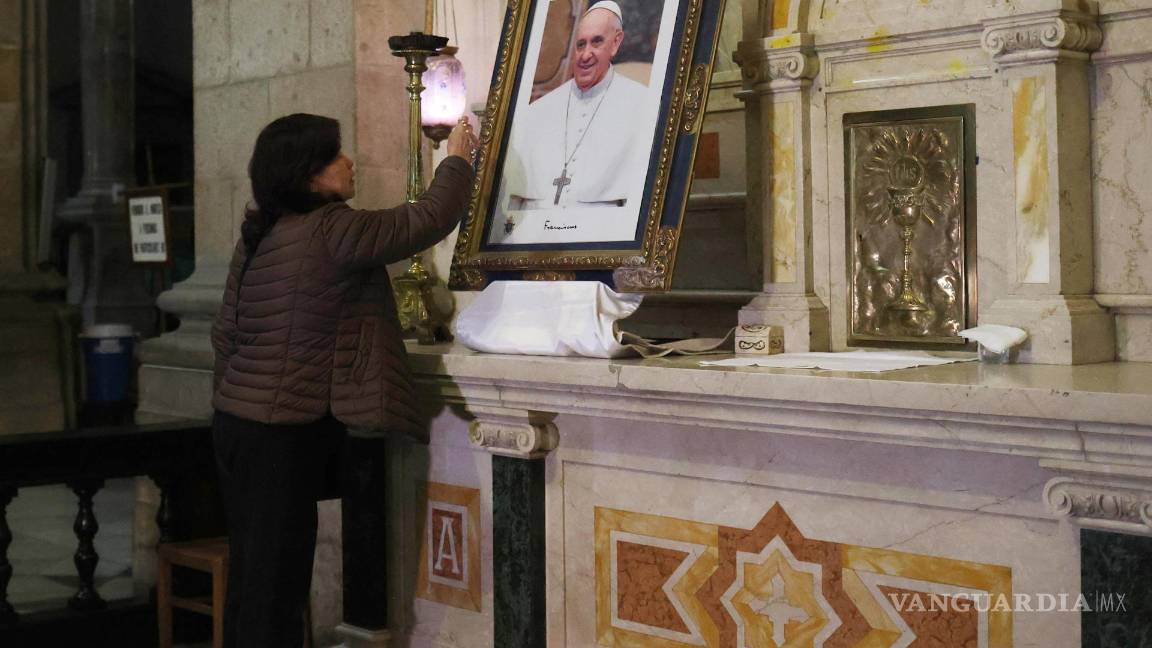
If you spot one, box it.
[1081,529,1152,648]
[492,455,546,648]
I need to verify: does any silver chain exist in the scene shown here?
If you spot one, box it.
[562,69,615,171]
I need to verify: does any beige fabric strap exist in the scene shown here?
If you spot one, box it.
[616,328,735,359]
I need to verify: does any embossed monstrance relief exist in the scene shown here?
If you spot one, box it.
[844,106,977,346]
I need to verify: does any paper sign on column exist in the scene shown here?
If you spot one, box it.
[128,195,168,263]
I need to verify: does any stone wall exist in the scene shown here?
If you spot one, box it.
[141,0,359,423]
[192,0,356,274]
[1092,4,1152,361]
[0,0,23,274]
[0,0,74,436]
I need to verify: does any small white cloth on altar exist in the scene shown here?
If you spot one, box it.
[699,350,977,373]
[454,281,644,358]
[958,324,1028,354]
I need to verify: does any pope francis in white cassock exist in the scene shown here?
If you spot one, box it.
[502,1,651,211]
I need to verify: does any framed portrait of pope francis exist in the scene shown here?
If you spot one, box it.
[449,0,729,292]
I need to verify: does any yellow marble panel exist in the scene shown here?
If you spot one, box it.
[843,545,1014,647]
[1012,76,1051,284]
[596,507,721,648]
[772,0,792,32]
[866,28,893,54]
[767,34,799,50]
[596,504,1013,648]
[841,568,905,648]
[770,104,798,284]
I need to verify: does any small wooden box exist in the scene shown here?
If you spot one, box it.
[735,325,784,355]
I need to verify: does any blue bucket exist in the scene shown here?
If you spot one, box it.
[80,324,137,403]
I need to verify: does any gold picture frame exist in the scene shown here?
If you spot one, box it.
[448,0,729,292]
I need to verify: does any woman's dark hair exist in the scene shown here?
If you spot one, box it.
[242,113,342,254]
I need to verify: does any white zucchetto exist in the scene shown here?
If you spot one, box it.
[584,1,624,27]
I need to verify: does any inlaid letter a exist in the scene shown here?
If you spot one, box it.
[434,516,461,575]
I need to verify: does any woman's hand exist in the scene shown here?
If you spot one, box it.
[446,117,478,163]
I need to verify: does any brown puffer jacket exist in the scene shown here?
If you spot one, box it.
[210,156,474,441]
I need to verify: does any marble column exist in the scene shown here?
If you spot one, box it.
[1040,453,1152,642]
[735,34,829,352]
[55,0,155,336]
[467,407,558,648]
[978,6,1115,364]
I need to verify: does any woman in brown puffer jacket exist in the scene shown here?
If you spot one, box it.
[210,112,476,647]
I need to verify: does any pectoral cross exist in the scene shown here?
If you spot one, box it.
[552,167,572,205]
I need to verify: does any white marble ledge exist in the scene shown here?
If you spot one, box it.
[408,343,1152,467]
[1097,294,1152,313]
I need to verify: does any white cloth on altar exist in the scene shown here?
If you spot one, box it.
[958,325,1028,353]
[699,351,977,373]
[454,281,644,358]
[502,69,650,210]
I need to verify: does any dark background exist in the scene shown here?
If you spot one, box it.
[46,0,195,287]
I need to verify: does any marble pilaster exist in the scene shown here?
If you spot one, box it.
[736,34,830,353]
[467,406,557,648]
[978,6,1116,364]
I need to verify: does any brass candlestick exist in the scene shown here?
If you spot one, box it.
[389,32,450,344]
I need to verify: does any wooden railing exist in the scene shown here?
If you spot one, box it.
[0,420,215,638]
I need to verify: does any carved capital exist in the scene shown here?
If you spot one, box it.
[1041,460,1152,536]
[982,11,1102,66]
[467,407,558,459]
[738,34,818,93]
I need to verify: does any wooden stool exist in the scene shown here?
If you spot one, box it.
[156,537,229,648]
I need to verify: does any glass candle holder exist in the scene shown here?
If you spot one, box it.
[421,47,466,147]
